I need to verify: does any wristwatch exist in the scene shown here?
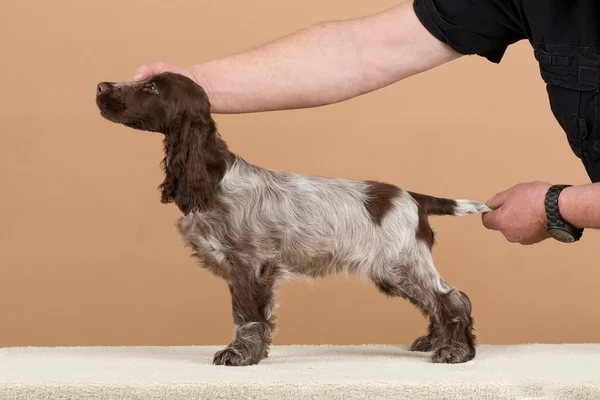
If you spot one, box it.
[544,184,584,243]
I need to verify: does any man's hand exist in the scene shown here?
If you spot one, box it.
[482,181,551,245]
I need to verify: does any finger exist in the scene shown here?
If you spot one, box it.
[133,65,151,81]
[518,236,540,245]
[133,61,170,81]
[481,209,501,230]
[486,187,512,210]
[520,233,550,246]
[505,234,521,244]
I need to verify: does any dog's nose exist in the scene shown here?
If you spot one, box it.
[96,82,111,97]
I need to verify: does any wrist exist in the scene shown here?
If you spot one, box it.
[188,65,214,100]
[544,184,584,242]
[557,185,583,228]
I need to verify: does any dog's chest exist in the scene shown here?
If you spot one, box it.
[176,213,231,278]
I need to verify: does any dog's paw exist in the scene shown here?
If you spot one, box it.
[213,346,259,367]
[410,335,435,352]
[431,345,475,364]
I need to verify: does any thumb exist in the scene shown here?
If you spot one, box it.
[481,208,502,230]
[133,61,172,81]
[133,65,151,81]
[486,187,511,210]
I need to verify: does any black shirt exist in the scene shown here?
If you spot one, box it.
[414,0,600,182]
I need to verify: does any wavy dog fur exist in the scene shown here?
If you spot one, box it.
[96,72,491,366]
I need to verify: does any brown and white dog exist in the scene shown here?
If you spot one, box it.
[96,72,491,366]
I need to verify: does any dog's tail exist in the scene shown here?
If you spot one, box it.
[408,192,492,216]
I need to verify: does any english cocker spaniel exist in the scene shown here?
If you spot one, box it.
[96,72,491,366]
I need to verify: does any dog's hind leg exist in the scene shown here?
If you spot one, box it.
[372,254,476,364]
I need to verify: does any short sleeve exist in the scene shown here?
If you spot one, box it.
[413,0,526,63]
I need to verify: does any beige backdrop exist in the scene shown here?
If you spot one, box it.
[1,0,598,348]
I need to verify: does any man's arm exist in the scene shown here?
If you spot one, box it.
[559,184,600,229]
[134,1,461,114]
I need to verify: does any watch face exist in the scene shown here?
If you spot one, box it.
[548,228,575,243]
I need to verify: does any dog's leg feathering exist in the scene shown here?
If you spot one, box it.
[213,261,279,367]
[373,257,476,364]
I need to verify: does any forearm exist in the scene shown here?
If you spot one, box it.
[558,183,600,229]
[191,1,460,113]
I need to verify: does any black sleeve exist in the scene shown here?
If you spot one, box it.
[413,0,526,63]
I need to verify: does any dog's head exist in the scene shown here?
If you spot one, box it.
[95,71,211,134]
[96,72,230,214]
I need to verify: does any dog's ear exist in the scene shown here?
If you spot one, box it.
[159,111,214,214]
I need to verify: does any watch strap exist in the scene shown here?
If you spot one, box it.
[544,184,583,241]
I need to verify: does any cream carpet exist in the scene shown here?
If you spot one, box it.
[1,344,600,400]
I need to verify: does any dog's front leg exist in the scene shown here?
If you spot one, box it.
[213,261,278,366]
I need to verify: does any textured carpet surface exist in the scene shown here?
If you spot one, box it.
[1,344,600,400]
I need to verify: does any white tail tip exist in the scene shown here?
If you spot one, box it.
[454,200,493,216]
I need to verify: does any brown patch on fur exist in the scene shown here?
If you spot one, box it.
[417,212,436,249]
[408,192,458,249]
[364,181,401,225]
[409,192,458,216]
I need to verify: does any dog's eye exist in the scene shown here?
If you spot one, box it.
[145,82,158,93]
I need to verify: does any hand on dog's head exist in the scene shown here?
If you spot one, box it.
[96,72,225,215]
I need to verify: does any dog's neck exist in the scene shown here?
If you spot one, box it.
[199,130,236,184]
[160,120,235,214]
